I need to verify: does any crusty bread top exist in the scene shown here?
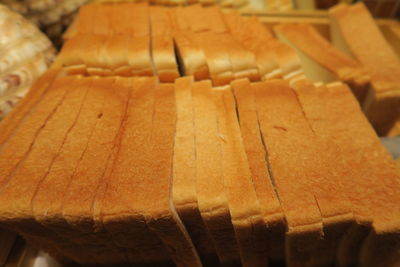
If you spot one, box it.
[253,79,323,230]
[275,23,370,85]
[329,3,400,93]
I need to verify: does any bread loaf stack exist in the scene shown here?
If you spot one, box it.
[57,2,302,85]
[0,4,55,119]
[0,68,400,266]
[0,2,400,267]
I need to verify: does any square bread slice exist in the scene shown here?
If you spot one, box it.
[173,76,219,266]
[293,79,400,267]
[127,36,154,77]
[32,77,129,265]
[212,86,268,266]
[253,80,323,266]
[99,78,201,267]
[329,3,400,135]
[191,80,240,265]
[275,23,371,103]
[232,78,286,262]
[0,76,93,263]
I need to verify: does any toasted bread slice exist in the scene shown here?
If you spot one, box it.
[192,80,240,265]
[253,80,323,265]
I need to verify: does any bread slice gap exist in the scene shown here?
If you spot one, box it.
[173,32,210,81]
[0,76,92,263]
[191,80,240,265]
[329,3,400,135]
[191,32,234,86]
[253,80,323,266]
[173,76,219,266]
[232,78,286,262]
[275,23,371,103]
[212,86,268,266]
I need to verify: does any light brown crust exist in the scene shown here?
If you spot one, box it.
[192,80,240,265]
[329,3,400,135]
[152,36,180,82]
[253,80,323,265]
[213,87,268,266]
[232,78,286,261]
[172,77,218,265]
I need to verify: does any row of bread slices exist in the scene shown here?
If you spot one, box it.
[55,3,303,85]
[274,2,400,137]
[0,4,55,119]
[0,68,399,267]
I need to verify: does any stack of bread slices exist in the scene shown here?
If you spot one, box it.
[57,2,302,85]
[0,2,400,267]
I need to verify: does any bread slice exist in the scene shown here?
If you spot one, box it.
[99,78,200,266]
[54,35,88,75]
[145,82,202,267]
[253,80,323,265]
[173,32,210,81]
[203,7,227,33]
[173,76,218,266]
[224,13,282,80]
[275,23,371,103]
[292,79,400,266]
[191,80,240,265]
[74,3,97,35]
[93,3,113,36]
[329,3,400,135]
[150,6,174,37]
[151,35,180,82]
[0,68,60,146]
[131,3,150,37]
[191,32,234,86]
[289,78,357,266]
[212,87,268,266]
[232,78,286,262]
[128,36,154,77]
[0,76,93,263]
[31,77,128,265]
